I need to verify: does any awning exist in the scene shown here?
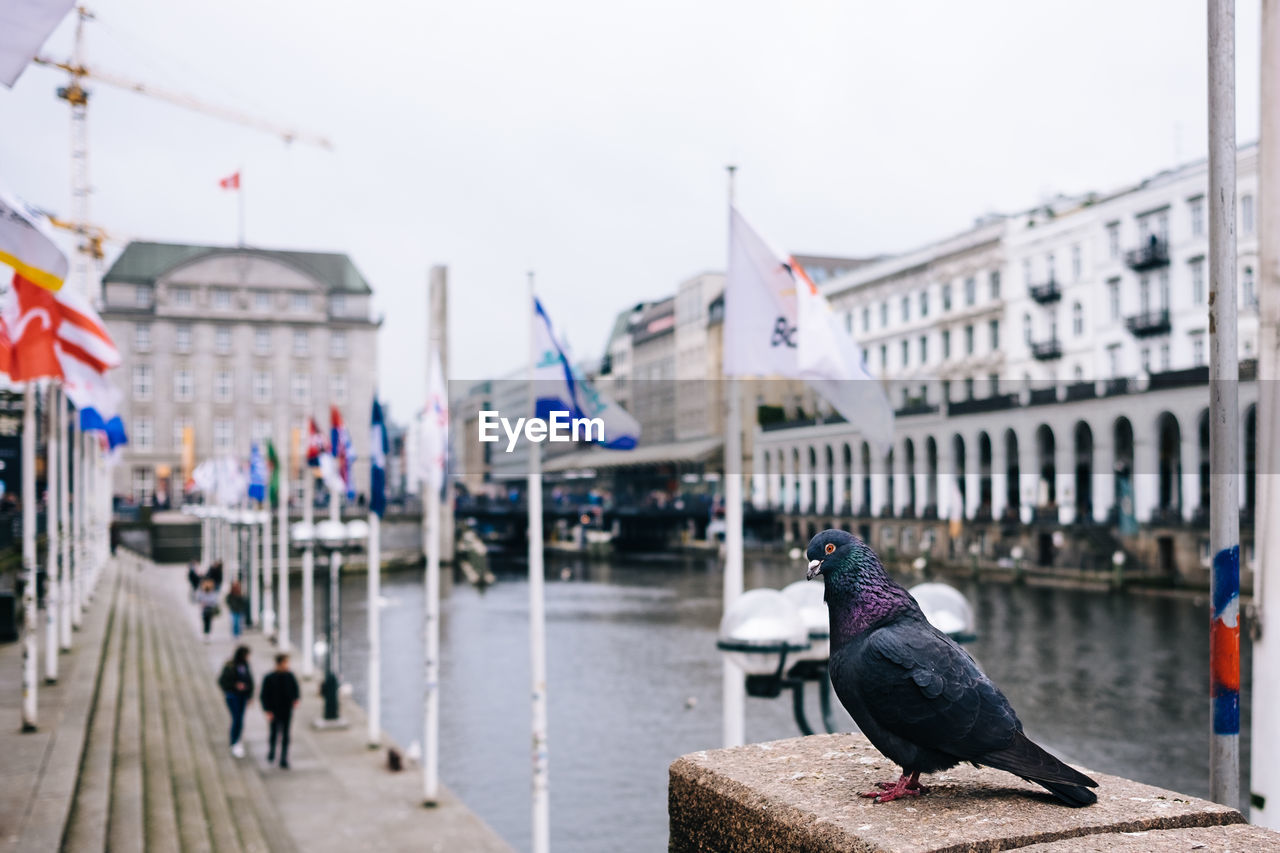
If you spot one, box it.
[541,435,723,474]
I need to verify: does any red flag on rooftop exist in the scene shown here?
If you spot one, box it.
[219,171,240,190]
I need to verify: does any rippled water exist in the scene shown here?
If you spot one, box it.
[287,554,1252,853]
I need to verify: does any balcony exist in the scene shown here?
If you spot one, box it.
[1029,338,1062,360]
[1065,381,1097,401]
[1028,387,1059,406]
[947,393,1018,416]
[1125,309,1171,337]
[1028,280,1062,304]
[1124,237,1170,271]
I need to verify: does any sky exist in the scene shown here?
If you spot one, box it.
[0,0,1262,422]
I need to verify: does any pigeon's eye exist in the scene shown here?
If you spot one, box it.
[825,543,836,555]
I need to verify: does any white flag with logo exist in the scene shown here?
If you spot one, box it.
[723,205,893,449]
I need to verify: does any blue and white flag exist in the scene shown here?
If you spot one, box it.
[370,396,388,517]
[248,443,267,503]
[533,297,640,450]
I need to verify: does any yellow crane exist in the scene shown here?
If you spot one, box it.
[33,6,333,296]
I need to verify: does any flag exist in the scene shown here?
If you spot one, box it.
[331,405,356,501]
[307,416,325,467]
[248,443,267,503]
[424,350,448,492]
[0,0,75,87]
[51,282,119,371]
[0,186,69,290]
[370,397,388,517]
[182,427,195,492]
[266,440,279,507]
[0,273,61,380]
[533,297,640,450]
[219,171,241,190]
[723,206,893,450]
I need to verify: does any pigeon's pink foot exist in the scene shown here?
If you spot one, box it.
[860,772,926,803]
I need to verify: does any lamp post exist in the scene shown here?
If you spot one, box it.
[1111,549,1126,590]
[1010,545,1025,584]
[968,541,981,580]
[310,518,368,726]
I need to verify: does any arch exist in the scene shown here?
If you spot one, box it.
[791,447,801,513]
[952,433,967,518]
[904,438,917,517]
[1004,429,1020,520]
[925,437,939,517]
[860,442,872,516]
[824,444,835,514]
[1074,421,1094,522]
[885,447,896,516]
[1156,412,1182,518]
[1113,416,1135,526]
[808,446,819,514]
[841,443,853,515]
[1036,424,1056,509]
[977,432,993,520]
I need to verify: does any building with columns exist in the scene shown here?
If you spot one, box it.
[99,241,379,506]
[753,146,1261,584]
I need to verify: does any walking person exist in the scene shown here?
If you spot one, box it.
[261,653,301,769]
[226,580,248,637]
[218,645,253,758]
[187,560,202,602]
[207,559,224,590]
[196,579,220,643]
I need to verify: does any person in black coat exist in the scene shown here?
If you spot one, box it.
[260,653,301,768]
[218,645,253,758]
[206,560,224,590]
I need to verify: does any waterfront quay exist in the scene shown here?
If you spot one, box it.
[1,552,508,853]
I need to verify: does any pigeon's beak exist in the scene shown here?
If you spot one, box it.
[806,559,823,581]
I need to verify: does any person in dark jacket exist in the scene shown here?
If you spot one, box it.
[226,580,248,637]
[206,560,224,590]
[218,645,253,757]
[186,561,202,601]
[260,653,301,768]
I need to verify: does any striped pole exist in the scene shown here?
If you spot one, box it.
[1207,0,1240,808]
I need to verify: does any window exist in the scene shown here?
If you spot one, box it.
[1073,365,1083,380]
[1107,344,1121,378]
[173,368,193,402]
[1071,245,1081,281]
[330,373,348,404]
[214,418,234,452]
[1158,270,1170,310]
[254,328,271,354]
[214,369,233,403]
[899,340,909,368]
[134,323,151,352]
[988,373,999,395]
[1072,302,1084,336]
[1243,194,1255,234]
[253,370,272,403]
[1048,307,1058,341]
[131,468,155,505]
[252,418,271,443]
[919,335,928,364]
[331,294,346,316]
[291,292,311,312]
[215,325,231,354]
[942,284,952,311]
[330,330,348,357]
[964,377,975,400]
[862,307,870,332]
[989,270,1001,300]
[1190,196,1205,236]
[290,372,310,404]
[964,277,976,306]
[1108,278,1121,320]
[900,296,910,323]
[1244,266,1257,308]
[879,344,887,371]
[1191,258,1206,305]
[844,312,852,333]
[1191,331,1205,366]
[172,286,192,307]
[212,288,232,310]
[171,418,192,452]
[1160,343,1170,372]
[989,319,999,350]
[254,291,272,312]
[1022,259,1033,285]
[1023,312,1032,344]
[919,290,929,317]
[942,330,951,359]
[1046,253,1056,283]
[1107,223,1121,259]
[134,417,154,450]
[132,364,153,401]
[1139,274,1151,314]
[135,285,153,308]
[1141,347,1151,373]
[964,324,974,355]
[175,323,192,353]
[880,301,888,328]
[292,329,309,356]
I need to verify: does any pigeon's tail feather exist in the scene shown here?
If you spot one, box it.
[978,731,1099,801]
[1034,779,1098,808]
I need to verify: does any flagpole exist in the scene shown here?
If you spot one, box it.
[71,413,83,628]
[278,426,291,653]
[58,390,71,650]
[249,502,260,629]
[45,383,60,683]
[424,272,446,805]
[301,464,315,679]
[22,382,38,730]
[368,507,381,748]
[238,167,245,247]
[528,272,550,853]
[722,165,746,748]
[262,498,274,639]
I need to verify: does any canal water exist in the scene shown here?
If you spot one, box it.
[289,554,1252,853]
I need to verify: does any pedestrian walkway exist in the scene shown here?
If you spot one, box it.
[4,551,511,852]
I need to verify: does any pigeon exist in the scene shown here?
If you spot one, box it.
[805,529,1098,807]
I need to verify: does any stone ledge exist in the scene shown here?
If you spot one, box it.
[669,733,1252,853]
[1019,823,1280,851]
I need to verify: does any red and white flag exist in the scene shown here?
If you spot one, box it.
[218,171,241,190]
[0,273,120,382]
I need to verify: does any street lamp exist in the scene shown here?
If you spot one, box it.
[1111,549,1126,590]
[1010,545,1025,584]
[309,518,368,726]
[909,582,977,642]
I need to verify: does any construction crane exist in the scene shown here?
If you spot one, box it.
[32,6,333,298]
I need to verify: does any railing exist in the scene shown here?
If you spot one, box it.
[894,401,940,418]
[1148,366,1210,390]
[947,393,1018,416]
[1124,237,1170,270]
[1028,280,1062,303]
[1028,387,1059,406]
[1125,309,1171,337]
[1030,338,1063,360]
[1065,381,1097,401]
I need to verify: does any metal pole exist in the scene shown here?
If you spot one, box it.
[263,504,274,638]
[301,471,315,678]
[723,164,746,747]
[22,383,38,731]
[45,384,59,683]
[423,270,445,804]
[527,273,550,853]
[278,429,290,652]
[59,393,71,647]
[367,511,381,747]
[1208,0,1240,808]
[1251,0,1280,828]
[249,513,260,629]
[322,548,340,720]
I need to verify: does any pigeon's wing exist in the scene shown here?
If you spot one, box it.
[857,616,1020,759]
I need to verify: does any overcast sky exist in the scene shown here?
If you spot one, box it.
[0,0,1261,422]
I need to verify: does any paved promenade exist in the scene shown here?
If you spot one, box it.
[3,552,510,852]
